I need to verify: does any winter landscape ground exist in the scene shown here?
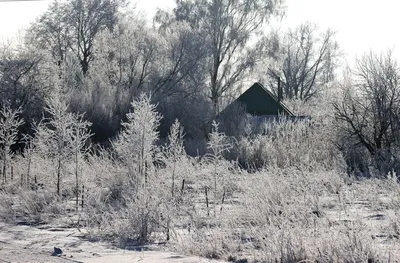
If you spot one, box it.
[1,162,400,262]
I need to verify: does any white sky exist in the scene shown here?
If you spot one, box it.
[0,0,399,65]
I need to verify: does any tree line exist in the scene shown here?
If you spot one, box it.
[1,0,400,177]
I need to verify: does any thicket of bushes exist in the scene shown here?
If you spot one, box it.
[1,92,398,261]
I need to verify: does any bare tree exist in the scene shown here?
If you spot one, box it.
[164,119,185,199]
[112,94,162,189]
[28,0,124,76]
[153,21,208,100]
[86,18,211,139]
[71,116,92,210]
[152,21,213,138]
[0,107,24,184]
[206,121,232,216]
[334,51,400,175]
[266,23,340,101]
[0,45,49,123]
[158,0,285,114]
[112,94,162,243]
[34,91,91,195]
[68,0,123,75]
[27,1,70,66]
[89,16,159,117]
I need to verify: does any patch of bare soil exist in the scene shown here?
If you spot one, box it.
[0,222,222,263]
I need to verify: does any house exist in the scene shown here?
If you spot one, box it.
[217,82,310,135]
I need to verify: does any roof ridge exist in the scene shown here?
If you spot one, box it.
[254,82,295,116]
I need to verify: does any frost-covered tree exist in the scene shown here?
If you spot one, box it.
[34,91,91,195]
[264,23,340,101]
[28,0,124,75]
[71,116,92,209]
[112,93,163,243]
[112,93,162,189]
[206,121,232,216]
[164,119,185,198]
[90,17,210,138]
[0,107,24,183]
[334,51,400,176]
[0,44,51,124]
[157,0,285,113]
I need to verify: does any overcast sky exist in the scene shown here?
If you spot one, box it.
[0,0,399,65]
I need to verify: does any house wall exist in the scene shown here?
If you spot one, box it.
[245,114,311,135]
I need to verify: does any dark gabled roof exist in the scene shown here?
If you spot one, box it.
[222,82,294,116]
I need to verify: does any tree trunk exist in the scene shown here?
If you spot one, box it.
[75,152,79,210]
[210,61,220,116]
[2,159,6,184]
[26,152,31,187]
[57,157,61,196]
[171,161,176,198]
[81,60,89,75]
[214,163,217,217]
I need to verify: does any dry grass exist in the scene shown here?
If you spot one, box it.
[1,102,400,262]
[168,168,393,262]
[1,146,400,262]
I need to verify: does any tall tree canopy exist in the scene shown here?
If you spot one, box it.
[264,23,340,101]
[28,0,124,76]
[334,51,400,175]
[157,0,285,114]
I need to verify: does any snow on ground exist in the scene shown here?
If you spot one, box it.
[0,222,222,263]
